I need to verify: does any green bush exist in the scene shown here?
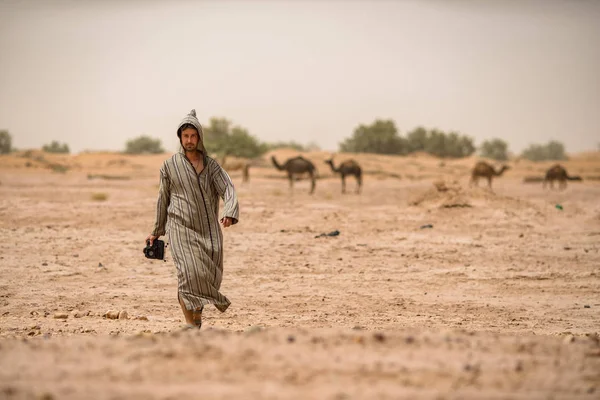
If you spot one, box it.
[42,140,70,154]
[203,118,267,158]
[124,135,165,154]
[339,119,408,154]
[0,130,12,154]
[339,121,474,158]
[480,138,509,161]
[521,141,567,161]
[406,127,428,153]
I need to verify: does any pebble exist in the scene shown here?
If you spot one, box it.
[563,335,575,344]
[118,310,128,320]
[105,310,119,319]
[53,313,68,319]
[244,325,263,335]
[73,311,89,318]
[373,332,386,343]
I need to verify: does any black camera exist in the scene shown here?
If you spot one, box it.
[143,239,165,260]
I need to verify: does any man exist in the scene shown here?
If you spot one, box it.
[146,109,239,328]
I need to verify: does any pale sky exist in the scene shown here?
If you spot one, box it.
[1,0,599,154]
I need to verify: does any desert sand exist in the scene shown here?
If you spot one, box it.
[0,149,599,399]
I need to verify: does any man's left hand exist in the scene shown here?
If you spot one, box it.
[220,217,233,228]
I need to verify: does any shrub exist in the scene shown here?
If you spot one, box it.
[42,141,70,154]
[0,130,11,154]
[91,193,108,201]
[339,119,408,155]
[521,141,567,161]
[124,135,165,154]
[480,138,509,161]
[203,118,267,158]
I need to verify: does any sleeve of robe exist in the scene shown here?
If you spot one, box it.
[151,163,170,236]
[210,160,240,224]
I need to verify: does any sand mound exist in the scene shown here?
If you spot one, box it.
[410,180,535,210]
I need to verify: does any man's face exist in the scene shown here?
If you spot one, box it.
[181,127,199,152]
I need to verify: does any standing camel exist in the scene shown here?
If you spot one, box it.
[219,154,250,183]
[324,157,362,194]
[543,164,582,190]
[470,161,510,188]
[271,155,316,194]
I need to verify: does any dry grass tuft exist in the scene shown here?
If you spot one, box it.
[91,193,108,201]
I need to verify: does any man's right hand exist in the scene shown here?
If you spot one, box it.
[146,234,159,246]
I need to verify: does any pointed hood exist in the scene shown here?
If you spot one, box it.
[177,109,206,153]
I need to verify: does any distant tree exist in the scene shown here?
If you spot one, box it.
[339,119,408,154]
[406,126,428,153]
[124,135,165,154]
[545,140,567,160]
[480,138,509,161]
[521,140,567,161]
[42,140,70,154]
[203,117,266,158]
[0,130,11,154]
[423,129,475,158]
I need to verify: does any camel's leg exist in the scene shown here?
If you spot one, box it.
[243,165,249,183]
[356,173,362,194]
[309,171,316,194]
[560,179,566,190]
[287,172,294,192]
[470,176,477,187]
[542,179,547,189]
[341,174,346,194]
[487,176,492,188]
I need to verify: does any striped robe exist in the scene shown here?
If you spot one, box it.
[152,150,239,312]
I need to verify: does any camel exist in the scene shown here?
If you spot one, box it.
[271,155,316,194]
[543,164,582,190]
[219,154,250,183]
[470,161,510,188]
[324,157,362,194]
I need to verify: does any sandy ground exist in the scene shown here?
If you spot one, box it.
[0,150,599,399]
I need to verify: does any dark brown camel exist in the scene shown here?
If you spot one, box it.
[271,156,316,194]
[470,161,510,188]
[219,154,250,183]
[543,164,582,190]
[324,157,362,194]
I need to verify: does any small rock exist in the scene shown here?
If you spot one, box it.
[373,332,386,343]
[515,360,523,372]
[53,313,68,320]
[287,335,296,343]
[244,325,263,335]
[118,310,128,320]
[563,335,575,344]
[105,310,119,319]
[134,316,149,321]
[98,262,104,268]
[73,310,89,318]
[38,392,54,400]
[73,254,79,258]
[584,305,591,309]
[42,262,48,266]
